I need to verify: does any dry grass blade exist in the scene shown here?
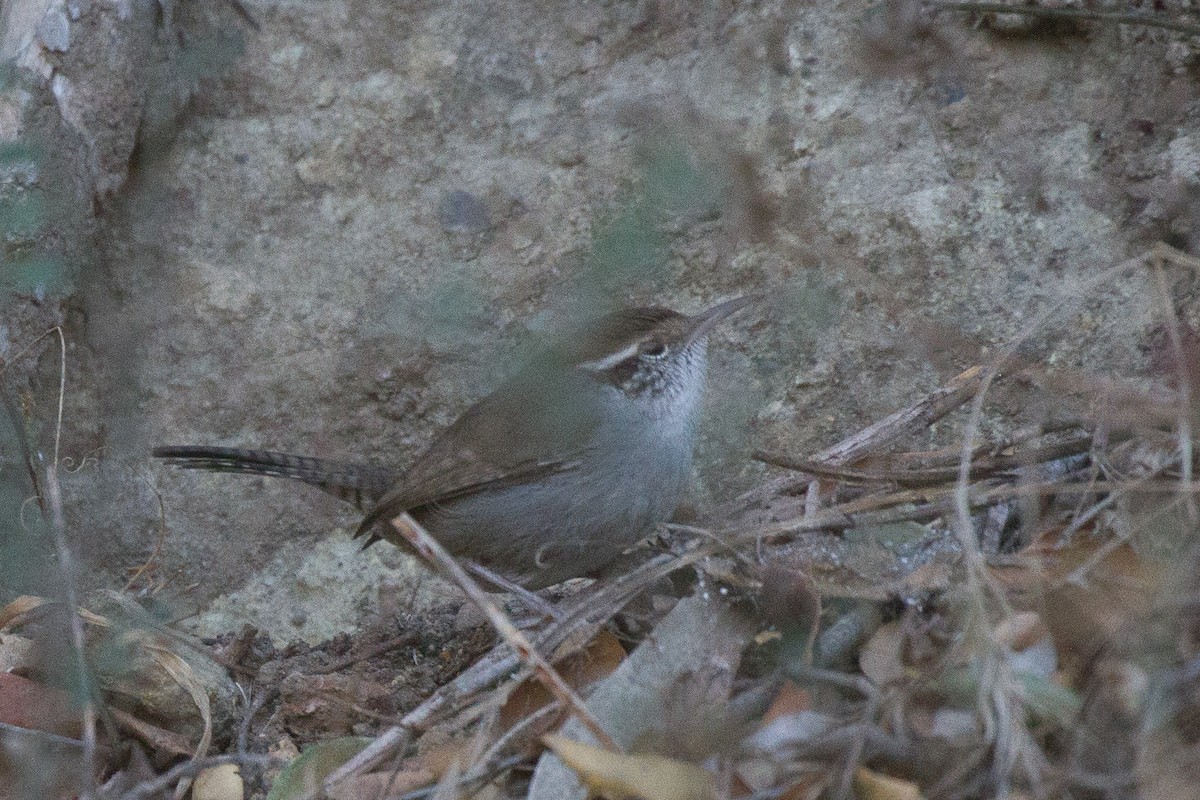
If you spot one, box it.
[729,247,1194,797]
[32,326,99,800]
[942,252,1164,793]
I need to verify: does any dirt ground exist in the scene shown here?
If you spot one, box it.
[16,0,1196,644]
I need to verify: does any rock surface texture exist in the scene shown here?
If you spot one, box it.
[5,0,1196,641]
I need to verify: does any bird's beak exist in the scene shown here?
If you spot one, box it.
[685,294,759,346]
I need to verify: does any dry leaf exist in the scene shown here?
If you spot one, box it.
[928,708,977,741]
[499,630,625,733]
[994,612,1049,653]
[899,561,951,592]
[761,681,811,725]
[995,612,1056,680]
[859,622,905,686]
[746,710,835,755]
[1091,659,1149,719]
[266,737,372,800]
[0,672,81,739]
[328,770,435,800]
[852,767,925,800]
[989,533,1159,664]
[543,734,715,800]
[0,595,47,631]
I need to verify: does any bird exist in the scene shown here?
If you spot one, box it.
[154,296,754,589]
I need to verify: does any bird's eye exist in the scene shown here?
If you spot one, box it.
[639,339,667,358]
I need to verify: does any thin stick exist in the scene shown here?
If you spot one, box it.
[50,326,65,470]
[320,515,625,799]
[386,513,615,748]
[952,252,1152,566]
[310,631,420,675]
[821,365,986,465]
[402,546,713,733]
[124,479,170,592]
[796,365,981,516]
[109,706,193,758]
[1150,257,1198,520]
[35,327,97,800]
[45,465,96,800]
[395,755,526,800]
[731,366,986,510]
[478,702,562,769]
[755,430,1103,487]
[931,1,1200,37]
[120,754,275,800]
[324,544,716,792]
[1155,241,1200,273]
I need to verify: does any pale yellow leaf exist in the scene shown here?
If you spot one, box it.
[543,734,714,800]
[192,763,243,800]
[852,767,924,800]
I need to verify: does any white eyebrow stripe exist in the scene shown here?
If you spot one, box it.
[577,342,639,372]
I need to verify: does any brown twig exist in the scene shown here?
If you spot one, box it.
[403,545,712,732]
[824,365,986,465]
[322,543,717,792]
[1150,256,1198,520]
[882,420,1086,467]
[222,0,261,31]
[386,513,616,748]
[319,514,681,799]
[930,0,1200,37]
[120,753,275,800]
[732,366,987,511]
[395,755,526,800]
[310,631,420,675]
[754,430,1103,487]
[734,475,1200,543]
[109,707,193,759]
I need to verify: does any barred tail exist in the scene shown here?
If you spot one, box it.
[152,445,396,510]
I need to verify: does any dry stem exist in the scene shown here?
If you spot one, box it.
[931,0,1200,37]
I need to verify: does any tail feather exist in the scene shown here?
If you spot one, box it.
[152,445,396,510]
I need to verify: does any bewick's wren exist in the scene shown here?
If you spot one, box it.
[155,296,754,589]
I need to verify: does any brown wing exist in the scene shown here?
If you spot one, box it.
[354,363,603,540]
